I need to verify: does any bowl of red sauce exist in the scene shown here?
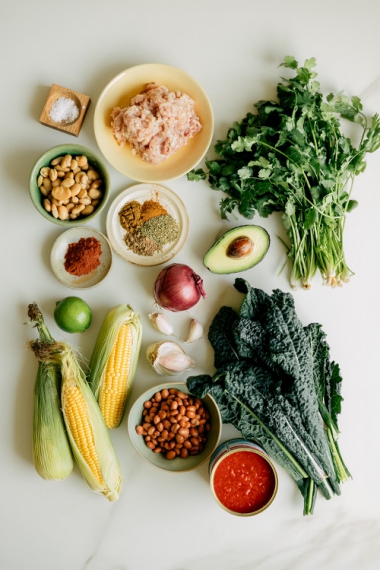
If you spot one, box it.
[209,439,278,516]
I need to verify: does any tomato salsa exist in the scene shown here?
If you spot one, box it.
[212,450,276,514]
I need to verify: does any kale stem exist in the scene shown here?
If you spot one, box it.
[227,391,309,478]
[327,428,351,483]
[305,479,316,516]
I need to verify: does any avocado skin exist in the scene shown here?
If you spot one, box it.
[203,225,270,274]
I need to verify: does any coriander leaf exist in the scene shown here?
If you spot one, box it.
[237,193,256,219]
[304,57,317,71]
[222,164,236,176]
[220,197,238,220]
[206,160,223,173]
[346,199,358,212]
[237,166,252,180]
[258,168,271,179]
[280,56,299,69]
[304,207,318,230]
[187,168,206,181]
[351,95,363,112]
[231,136,256,152]
[285,199,296,216]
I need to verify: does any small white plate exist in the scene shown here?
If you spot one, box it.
[50,226,113,289]
[106,184,189,266]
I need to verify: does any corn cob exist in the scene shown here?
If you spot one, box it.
[28,303,122,501]
[59,345,122,501]
[88,304,142,429]
[28,303,73,481]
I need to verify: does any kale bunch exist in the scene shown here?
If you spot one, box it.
[187,279,350,515]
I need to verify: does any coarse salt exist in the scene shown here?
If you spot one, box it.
[50,97,79,124]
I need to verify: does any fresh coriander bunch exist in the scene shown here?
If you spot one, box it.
[188,56,380,289]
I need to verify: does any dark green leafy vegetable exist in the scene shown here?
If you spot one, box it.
[187,56,380,289]
[187,279,350,515]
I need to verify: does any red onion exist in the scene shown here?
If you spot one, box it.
[154,263,207,312]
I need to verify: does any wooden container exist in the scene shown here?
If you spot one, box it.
[39,84,91,137]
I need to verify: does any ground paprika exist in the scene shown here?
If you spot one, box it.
[64,237,102,276]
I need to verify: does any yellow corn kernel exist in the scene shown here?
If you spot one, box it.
[99,324,132,429]
[62,378,103,484]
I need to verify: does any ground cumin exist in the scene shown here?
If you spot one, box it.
[64,237,102,276]
[118,200,143,233]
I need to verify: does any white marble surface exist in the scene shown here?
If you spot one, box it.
[2,1,380,569]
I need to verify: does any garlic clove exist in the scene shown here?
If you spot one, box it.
[146,341,195,375]
[149,313,174,336]
[184,318,203,343]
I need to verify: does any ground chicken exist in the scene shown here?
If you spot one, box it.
[111,82,202,165]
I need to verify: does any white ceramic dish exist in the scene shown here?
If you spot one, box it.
[106,183,189,266]
[93,63,214,182]
[50,226,113,289]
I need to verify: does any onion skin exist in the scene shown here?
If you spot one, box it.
[154,263,207,312]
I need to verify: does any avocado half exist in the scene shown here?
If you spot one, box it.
[203,225,270,274]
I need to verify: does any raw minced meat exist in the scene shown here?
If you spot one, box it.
[110,82,202,165]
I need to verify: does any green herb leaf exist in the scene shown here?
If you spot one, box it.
[186,168,206,181]
[304,208,318,229]
[280,56,299,69]
[346,199,358,212]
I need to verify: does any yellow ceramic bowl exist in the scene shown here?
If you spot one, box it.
[94,64,214,182]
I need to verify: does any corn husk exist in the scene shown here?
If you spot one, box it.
[28,303,73,481]
[33,361,73,480]
[88,304,142,428]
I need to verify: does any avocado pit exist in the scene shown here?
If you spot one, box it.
[226,236,254,259]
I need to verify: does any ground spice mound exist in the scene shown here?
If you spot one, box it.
[139,214,179,245]
[123,231,163,256]
[118,200,143,233]
[140,199,167,223]
[64,237,102,276]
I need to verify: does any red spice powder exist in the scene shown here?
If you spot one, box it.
[64,237,102,276]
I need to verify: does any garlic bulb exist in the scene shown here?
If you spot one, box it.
[146,341,195,375]
[149,313,174,336]
[184,319,203,343]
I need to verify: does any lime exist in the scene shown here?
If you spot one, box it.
[54,296,92,334]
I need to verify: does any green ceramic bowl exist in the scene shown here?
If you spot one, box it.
[29,143,110,227]
[128,382,222,473]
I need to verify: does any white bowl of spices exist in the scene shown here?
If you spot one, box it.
[106,183,189,266]
[50,226,113,289]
